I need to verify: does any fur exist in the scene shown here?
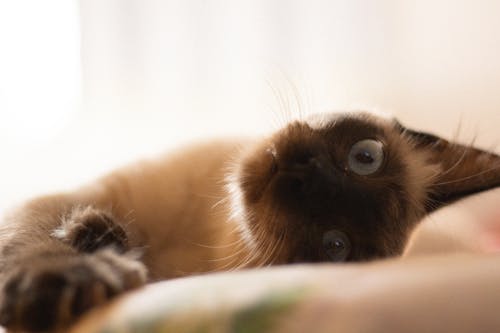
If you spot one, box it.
[0,111,499,332]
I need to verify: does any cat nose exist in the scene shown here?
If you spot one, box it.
[289,151,319,171]
[286,151,333,175]
[280,151,338,193]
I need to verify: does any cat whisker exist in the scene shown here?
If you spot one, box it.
[434,163,500,186]
[439,146,469,178]
[210,196,229,210]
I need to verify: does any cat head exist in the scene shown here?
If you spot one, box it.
[229,112,500,264]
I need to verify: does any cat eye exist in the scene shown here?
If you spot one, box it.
[348,139,384,175]
[322,230,351,262]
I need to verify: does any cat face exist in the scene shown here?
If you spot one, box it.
[230,112,500,265]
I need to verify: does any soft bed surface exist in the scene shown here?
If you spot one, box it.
[72,254,500,333]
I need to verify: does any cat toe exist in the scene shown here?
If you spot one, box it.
[0,252,146,332]
[53,206,128,253]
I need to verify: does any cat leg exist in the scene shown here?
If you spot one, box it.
[0,204,147,332]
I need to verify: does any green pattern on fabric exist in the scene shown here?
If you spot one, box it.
[230,288,306,333]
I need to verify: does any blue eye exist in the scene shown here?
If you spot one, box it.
[348,139,384,176]
[322,230,351,262]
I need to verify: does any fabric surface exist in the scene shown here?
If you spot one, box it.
[71,254,500,333]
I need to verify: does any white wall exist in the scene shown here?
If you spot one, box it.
[1,0,500,215]
[0,0,81,214]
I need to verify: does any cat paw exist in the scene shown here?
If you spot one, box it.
[52,206,129,253]
[0,250,147,332]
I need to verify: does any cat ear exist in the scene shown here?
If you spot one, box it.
[397,122,500,211]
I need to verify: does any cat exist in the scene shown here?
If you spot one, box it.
[0,111,499,332]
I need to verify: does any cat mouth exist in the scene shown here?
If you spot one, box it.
[258,146,279,192]
[266,146,279,176]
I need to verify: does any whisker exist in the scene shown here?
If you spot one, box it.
[266,78,289,128]
[433,163,500,186]
[192,236,245,250]
[285,73,307,121]
[210,196,229,210]
[438,146,469,178]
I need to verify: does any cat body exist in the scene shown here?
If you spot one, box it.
[1,112,499,332]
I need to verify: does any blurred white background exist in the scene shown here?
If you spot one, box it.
[1,0,500,215]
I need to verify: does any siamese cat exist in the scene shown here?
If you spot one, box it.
[0,111,499,332]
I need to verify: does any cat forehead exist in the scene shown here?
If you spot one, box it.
[305,111,395,130]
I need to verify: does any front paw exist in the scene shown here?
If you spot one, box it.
[0,250,147,332]
[53,206,129,253]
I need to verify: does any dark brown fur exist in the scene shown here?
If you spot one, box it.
[235,113,500,265]
[0,111,499,332]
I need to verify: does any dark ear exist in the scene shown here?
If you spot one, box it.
[398,122,500,211]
